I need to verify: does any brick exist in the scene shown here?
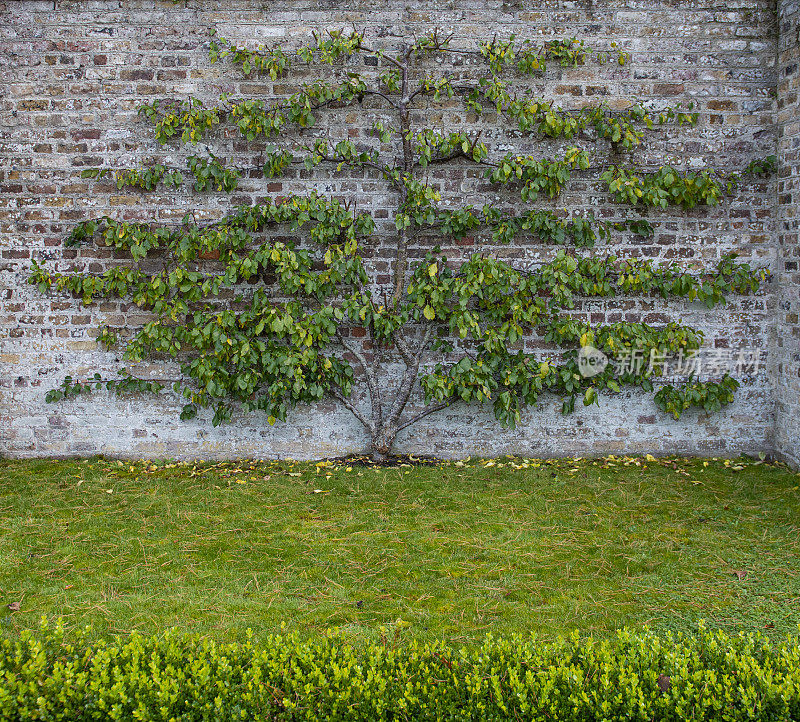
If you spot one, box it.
[0,0,792,465]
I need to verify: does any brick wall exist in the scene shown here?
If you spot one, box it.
[777,0,800,467]
[0,0,787,461]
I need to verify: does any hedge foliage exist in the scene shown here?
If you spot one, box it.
[1,622,799,720]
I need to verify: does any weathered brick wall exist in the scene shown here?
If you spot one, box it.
[777,0,800,467]
[0,0,785,461]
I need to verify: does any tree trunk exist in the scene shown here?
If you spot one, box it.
[371,424,397,462]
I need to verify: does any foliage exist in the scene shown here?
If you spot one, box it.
[30,27,774,458]
[2,619,800,720]
[655,374,740,419]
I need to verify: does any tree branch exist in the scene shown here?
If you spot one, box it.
[406,84,431,104]
[395,395,457,433]
[336,329,383,426]
[393,331,416,365]
[79,375,184,385]
[317,153,396,180]
[357,44,405,70]
[359,88,403,110]
[391,50,414,309]
[331,388,374,433]
[417,325,434,356]
[387,325,433,427]
[426,46,487,58]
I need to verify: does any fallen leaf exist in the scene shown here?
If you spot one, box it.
[7,602,20,612]
[732,570,748,581]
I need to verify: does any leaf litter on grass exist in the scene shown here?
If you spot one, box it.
[0,454,797,646]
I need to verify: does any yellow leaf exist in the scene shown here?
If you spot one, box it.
[428,263,438,278]
[423,305,435,320]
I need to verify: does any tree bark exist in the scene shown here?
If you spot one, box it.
[370,424,397,462]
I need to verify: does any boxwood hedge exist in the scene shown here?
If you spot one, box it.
[1,621,798,720]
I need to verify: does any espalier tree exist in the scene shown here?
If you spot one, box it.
[30,29,773,460]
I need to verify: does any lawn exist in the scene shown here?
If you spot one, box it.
[0,455,798,646]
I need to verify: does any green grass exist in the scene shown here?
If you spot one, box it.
[0,455,798,646]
